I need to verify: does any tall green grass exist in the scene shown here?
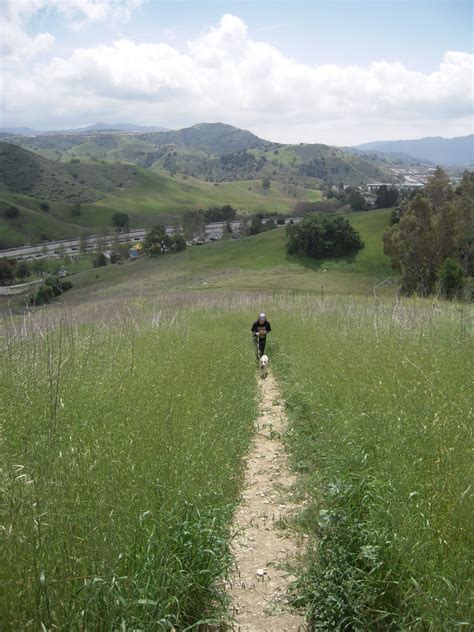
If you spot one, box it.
[272,297,473,629]
[0,307,257,629]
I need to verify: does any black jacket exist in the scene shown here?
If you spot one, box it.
[251,320,272,338]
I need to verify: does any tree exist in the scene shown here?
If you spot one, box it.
[424,166,453,211]
[183,210,205,240]
[170,235,186,252]
[223,221,233,239]
[384,194,437,295]
[453,170,474,276]
[27,275,73,306]
[204,205,236,223]
[79,232,89,254]
[264,218,277,231]
[249,216,264,235]
[93,252,108,267]
[262,177,271,190]
[31,258,47,276]
[384,169,473,297]
[375,186,399,209]
[116,242,132,261]
[287,214,364,258]
[438,257,465,299]
[143,225,167,256]
[349,188,367,211]
[240,217,250,236]
[92,226,108,255]
[71,202,81,217]
[143,226,186,256]
[16,260,30,281]
[4,206,19,219]
[39,202,50,212]
[390,208,401,225]
[112,212,130,231]
[294,199,342,215]
[0,258,16,285]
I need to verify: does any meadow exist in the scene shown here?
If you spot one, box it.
[272,296,473,629]
[1,212,472,630]
[0,304,257,629]
[52,209,393,306]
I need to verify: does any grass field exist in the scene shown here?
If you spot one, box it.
[96,170,322,218]
[1,306,257,629]
[1,204,471,630]
[41,209,392,308]
[272,296,473,629]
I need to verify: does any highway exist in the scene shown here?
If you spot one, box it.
[0,219,299,261]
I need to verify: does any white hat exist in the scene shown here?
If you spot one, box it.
[259,313,266,319]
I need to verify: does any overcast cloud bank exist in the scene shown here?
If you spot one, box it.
[1,2,472,145]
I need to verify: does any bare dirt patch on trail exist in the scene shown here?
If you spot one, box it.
[229,372,306,631]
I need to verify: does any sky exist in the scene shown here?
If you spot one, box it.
[0,0,473,145]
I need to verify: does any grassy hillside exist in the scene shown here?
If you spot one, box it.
[2,203,470,630]
[55,209,392,306]
[6,123,397,187]
[138,122,269,155]
[0,145,323,246]
[0,142,141,203]
[98,170,322,218]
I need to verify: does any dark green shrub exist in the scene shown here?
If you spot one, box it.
[93,252,108,267]
[27,276,73,305]
[4,205,19,219]
[0,258,16,284]
[287,213,364,258]
[438,257,465,299]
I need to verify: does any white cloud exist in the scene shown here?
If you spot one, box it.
[1,0,142,26]
[1,13,472,144]
[0,17,55,61]
[0,0,141,62]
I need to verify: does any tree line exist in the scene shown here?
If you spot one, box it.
[384,168,473,298]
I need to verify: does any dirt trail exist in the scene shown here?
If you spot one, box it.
[229,372,306,631]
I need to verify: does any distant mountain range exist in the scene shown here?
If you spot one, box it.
[353,134,473,166]
[0,127,40,136]
[0,122,169,135]
[2,123,471,166]
[1,122,395,187]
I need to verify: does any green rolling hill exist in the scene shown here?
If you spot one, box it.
[0,142,322,247]
[7,122,396,187]
[0,122,401,248]
[59,208,393,304]
[0,142,141,203]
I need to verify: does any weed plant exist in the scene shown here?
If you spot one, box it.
[0,308,257,629]
[272,296,473,630]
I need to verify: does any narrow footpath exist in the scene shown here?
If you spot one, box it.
[229,372,306,631]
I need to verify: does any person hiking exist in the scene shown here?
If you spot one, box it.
[251,313,271,357]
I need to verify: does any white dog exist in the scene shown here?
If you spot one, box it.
[259,354,269,379]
